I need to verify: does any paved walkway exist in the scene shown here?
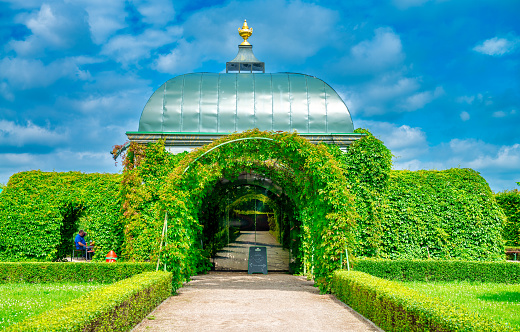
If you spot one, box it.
[213,231,290,271]
[132,272,381,332]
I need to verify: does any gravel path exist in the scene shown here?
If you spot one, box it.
[132,272,382,332]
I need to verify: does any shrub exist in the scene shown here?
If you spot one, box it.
[0,262,155,284]
[7,271,171,331]
[496,189,520,246]
[332,270,517,332]
[353,258,520,283]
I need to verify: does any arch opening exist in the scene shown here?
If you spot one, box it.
[198,175,301,273]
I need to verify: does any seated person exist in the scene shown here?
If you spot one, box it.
[75,230,94,257]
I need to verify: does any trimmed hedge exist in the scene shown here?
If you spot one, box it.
[0,171,122,262]
[354,258,520,283]
[332,270,517,332]
[376,169,505,261]
[7,271,172,332]
[0,262,155,283]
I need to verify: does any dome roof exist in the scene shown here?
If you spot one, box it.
[137,72,354,134]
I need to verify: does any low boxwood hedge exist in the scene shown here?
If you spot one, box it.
[354,258,520,283]
[332,270,517,332]
[7,271,171,331]
[0,262,155,283]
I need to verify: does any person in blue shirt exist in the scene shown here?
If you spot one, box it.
[75,230,93,259]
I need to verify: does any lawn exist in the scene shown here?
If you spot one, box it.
[400,280,520,329]
[0,282,105,329]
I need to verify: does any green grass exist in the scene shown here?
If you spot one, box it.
[400,280,520,329]
[0,282,105,329]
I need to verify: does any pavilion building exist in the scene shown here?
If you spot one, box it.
[126,20,363,153]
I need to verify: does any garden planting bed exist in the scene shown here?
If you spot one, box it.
[332,259,520,332]
[0,262,171,331]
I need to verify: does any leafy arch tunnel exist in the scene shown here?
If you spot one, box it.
[142,130,357,291]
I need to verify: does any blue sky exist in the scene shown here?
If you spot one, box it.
[0,0,519,192]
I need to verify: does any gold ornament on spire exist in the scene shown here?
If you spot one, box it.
[238,19,253,45]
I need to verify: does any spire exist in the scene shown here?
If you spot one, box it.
[226,19,265,73]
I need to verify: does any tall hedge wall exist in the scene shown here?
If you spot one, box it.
[332,129,505,261]
[0,171,123,261]
[495,189,520,246]
[0,130,507,266]
[375,168,505,260]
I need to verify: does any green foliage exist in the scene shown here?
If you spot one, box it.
[121,130,357,292]
[0,282,105,329]
[495,189,520,246]
[328,128,392,257]
[377,169,505,260]
[0,171,123,261]
[332,270,517,332]
[7,271,171,332]
[353,258,520,283]
[0,129,507,293]
[0,262,155,283]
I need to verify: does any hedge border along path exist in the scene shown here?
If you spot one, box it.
[0,262,155,284]
[353,258,520,283]
[332,270,518,332]
[6,271,172,332]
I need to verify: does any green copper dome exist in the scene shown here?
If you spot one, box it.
[137,72,354,134]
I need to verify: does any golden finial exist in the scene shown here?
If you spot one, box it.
[238,19,253,45]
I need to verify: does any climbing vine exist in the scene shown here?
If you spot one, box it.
[120,129,357,291]
[0,128,507,292]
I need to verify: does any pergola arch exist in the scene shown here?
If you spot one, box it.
[156,130,357,291]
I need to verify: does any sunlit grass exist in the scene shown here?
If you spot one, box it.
[0,282,105,329]
[400,280,520,328]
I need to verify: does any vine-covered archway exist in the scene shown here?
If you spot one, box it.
[120,130,357,292]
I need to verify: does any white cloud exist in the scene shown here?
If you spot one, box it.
[8,3,91,56]
[151,0,339,73]
[0,57,89,89]
[154,41,197,74]
[347,27,404,73]
[460,111,470,121]
[0,150,122,187]
[473,36,519,56]
[0,82,14,101]
[356,120,428,160]
[399,86,444,111]
[102,27,182,66]
[456,95,475,104]
[0,120,68,147]
[65,0,127,44]
[467,144,520,170]
[340,75,441,115]
[132,0,176,26]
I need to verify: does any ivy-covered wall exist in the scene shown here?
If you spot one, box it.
[0,171,123,261]
[0,129,507,290]
[495,189,520,246]
[376,169,505,260]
